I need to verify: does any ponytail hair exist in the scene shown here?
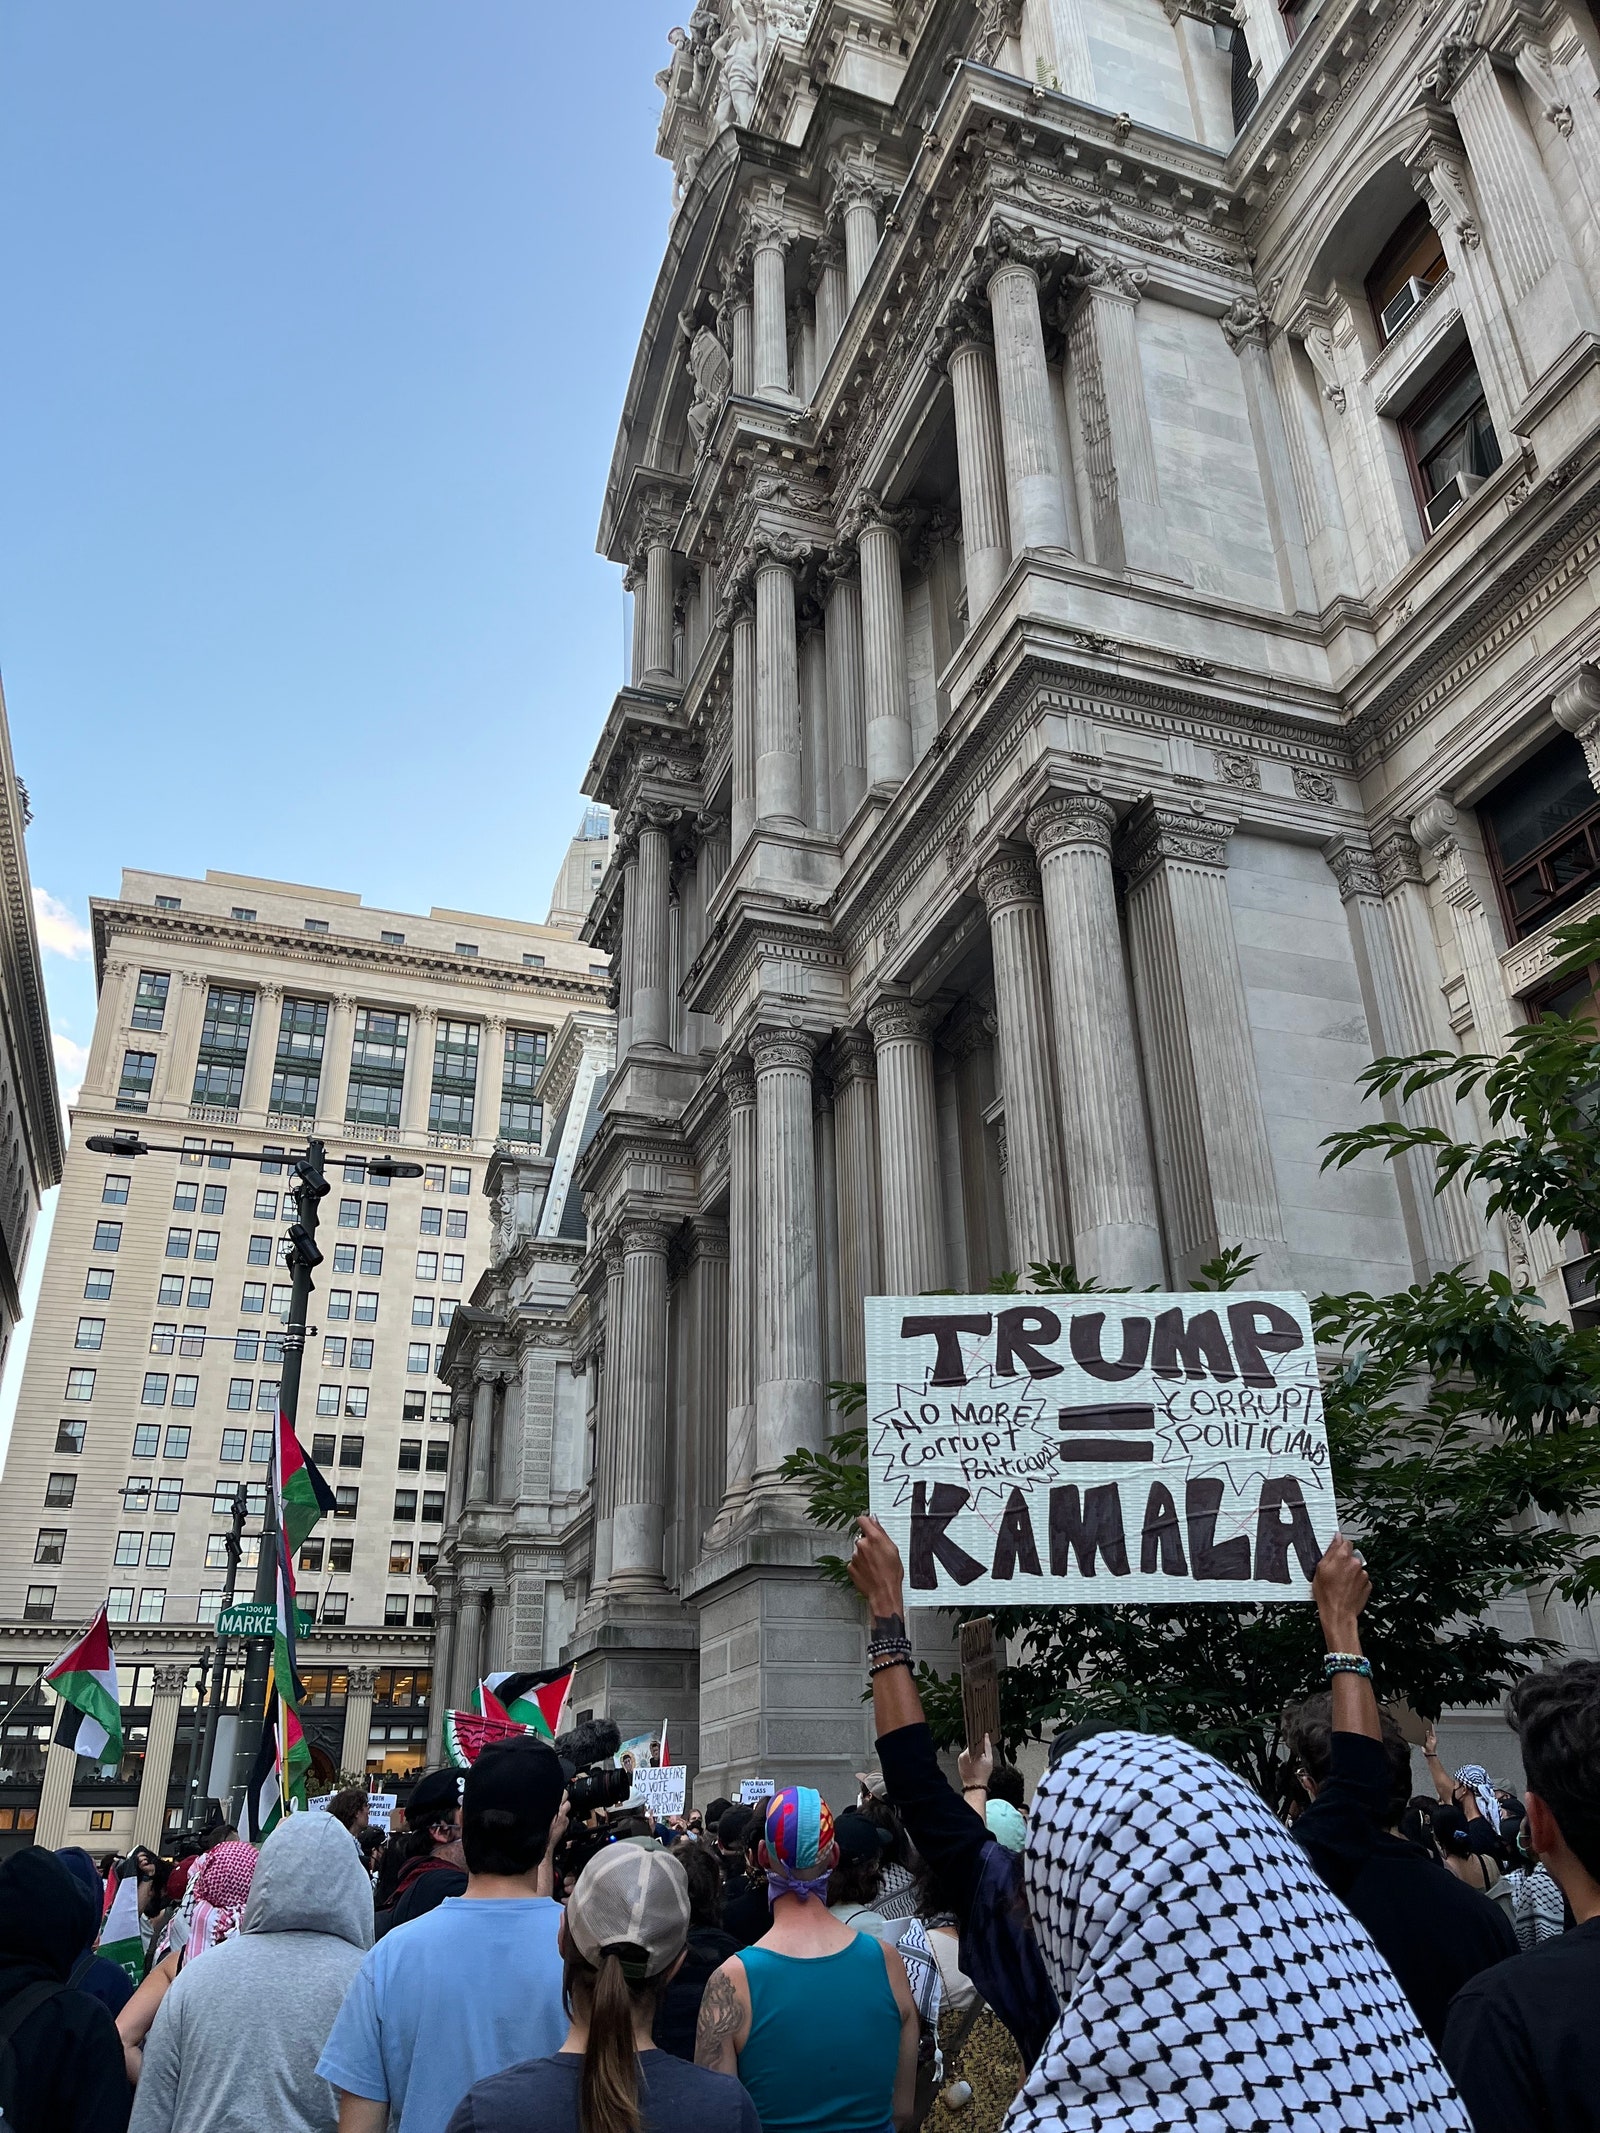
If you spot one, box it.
[563,1939,658,2133]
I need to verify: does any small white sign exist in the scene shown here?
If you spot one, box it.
[739,1779,776,1806]
[307,1794,329,1812]
[866,1292,1336,1606]
[634,1765,686,1818]
[366,1791,398,1833]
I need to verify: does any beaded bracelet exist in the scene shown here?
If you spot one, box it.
[869,1655,914,1678]
[867,1635,913,1660]
[1323,1653,1372,1679]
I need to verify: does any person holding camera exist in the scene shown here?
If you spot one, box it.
[318,1738,569,2133]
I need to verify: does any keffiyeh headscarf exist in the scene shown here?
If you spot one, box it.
[1454,1764,1501,1832]
[1005,1732,1469,2131]
[184,1840,257,1963]
[763,1787,836,1906]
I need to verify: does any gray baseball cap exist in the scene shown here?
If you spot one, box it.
[566,1842,690,1980]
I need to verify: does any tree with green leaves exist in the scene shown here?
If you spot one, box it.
[784,914,1600,1799]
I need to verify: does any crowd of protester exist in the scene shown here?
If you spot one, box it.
[0,1516,1595,2131]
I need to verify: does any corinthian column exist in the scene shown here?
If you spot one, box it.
[133,1666,187,1851]
[948,334,1012,621]
[830,141,888,306]
[855,501,912,789]
[831,1030,883,1381]
[592,1242,625,1587]
[722,585,757,854]
[1553,663,1600,791]
[985,232,1071,555]
[631,817,673,1051]
[978,847,1071,1275]
[241,983,281,1118]
[610,1217,671,1588]
[755,541,806,826]
[451,1589,485,1709]
[642,521,678,685]
[466,1369,496,1505]
[1119,802,1290,1284]
[1028,793,1164,1284]
[811,234,847,370]
[750,1028,824,1476]
[746,188,795,402]
[722,1056,757,1516]
[866,997,948,1294]
[823,552,867,826]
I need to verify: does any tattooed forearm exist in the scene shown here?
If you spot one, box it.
[870,1611,907,1640]
[695,1965,742,2070]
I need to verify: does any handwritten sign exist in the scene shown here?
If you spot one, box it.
[739,1779,776,1806]
[365,1792,398,1833]
[865,1292,1336,1606]
[634,1765,687,1818]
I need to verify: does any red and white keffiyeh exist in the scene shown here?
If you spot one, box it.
[184,1839,257,1963]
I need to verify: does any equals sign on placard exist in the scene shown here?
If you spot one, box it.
[1058,1404,1157,1462]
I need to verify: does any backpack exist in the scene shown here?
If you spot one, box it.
[0,1980,68,2131]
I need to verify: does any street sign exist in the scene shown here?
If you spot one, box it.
[217,1602,313,1637]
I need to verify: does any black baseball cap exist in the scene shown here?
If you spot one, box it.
[407,1768,465,1824]
[464,1737,565,1838]
[834,1810,891,1862]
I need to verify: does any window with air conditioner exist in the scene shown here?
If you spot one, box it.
[1402,354,1500,534]
[1366,206,1448,344]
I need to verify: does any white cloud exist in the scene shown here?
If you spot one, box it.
[52,1031,89,1106]
[33,888,92,962]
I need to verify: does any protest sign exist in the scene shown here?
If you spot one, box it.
[634,1765,687,1818]
[614,1729,662,1775]
[865,1291,1336,1606]
[739,1778,776,1806]
[366,1791,397,1832]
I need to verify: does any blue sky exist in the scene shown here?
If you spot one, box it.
[0,1,679,1447]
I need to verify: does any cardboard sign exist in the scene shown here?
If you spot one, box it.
[865,1292,1336,1606]
[739,1778,776,1806]
[634,1765,687,1818]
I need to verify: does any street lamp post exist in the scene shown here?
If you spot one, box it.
[84,1131,423,1825]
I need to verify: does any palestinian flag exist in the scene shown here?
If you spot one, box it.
[278,1412,336,1557]
[478,1667,572,1742]
[44,1607,122,1764]
[96,1861,144,1986]
[444,1706,529,1768]
[246,1690,309,1841]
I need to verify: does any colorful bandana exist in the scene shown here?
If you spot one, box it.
[184,1840,258,1963]
[763,1786,836,1905]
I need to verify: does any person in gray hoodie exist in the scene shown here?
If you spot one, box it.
[128,1810,373,2133]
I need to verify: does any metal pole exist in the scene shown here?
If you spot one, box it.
[188,1485,248,1831]
[228,1139,326,1821]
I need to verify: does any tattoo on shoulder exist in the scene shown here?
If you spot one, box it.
[871,1611,906,1641]
[695,1966,741,2065]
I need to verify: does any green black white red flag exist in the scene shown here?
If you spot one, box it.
[96,1860,144,1985]
[278,1411,337,1557]
[44,1606,122,1764]
[476,1667,573,1741]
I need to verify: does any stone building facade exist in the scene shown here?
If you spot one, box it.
[467,0,1600,1802]
[0,857,607,1854]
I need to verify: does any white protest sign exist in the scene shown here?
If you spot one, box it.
[365,1792,398,1833]
[866,1291,1336,1606]
[307,1794,329,1812]
[634,1765,687,1818]
[739,1779,776,1806]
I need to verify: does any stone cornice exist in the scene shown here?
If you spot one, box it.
[90,902,607,1009]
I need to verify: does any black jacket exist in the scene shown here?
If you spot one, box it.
[654,1925,740,2059]
[0,1849,131,2133]
[1291,1730,1517,2047]
[376,1852,467,1937]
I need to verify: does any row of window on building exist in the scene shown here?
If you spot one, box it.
[117,980,549,1140]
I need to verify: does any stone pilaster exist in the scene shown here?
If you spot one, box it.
[1266,326,1360,609]
[813,1074,843,1386]
[823,557,867,827]
[1289,297,1417,596]
[722,585,757,855]
[978,846,1072,1275]
[985,230,1072,555]
[313,992,357,1133]
[684,1222,729,1562]
[1326,833,1486,1276]
[34,1736,79,1851]
[133,1664,188,1851]
[615,852,639,1059]
[853,500,913,790]
[611,1217,672,1589]
[593,1243,625,1588]
[800,611,831,835]
[751,1027,824,1478]
[400,1006,437,1134]
[632,818,673,1051]
[722,1055,758,1516]
[625,563,647,685]
[831,1031,883,1383]
[947,334,1012,622]
[1029,792,1164,1285]
[1411,795,1519,1051]
[811,234,847,371]
[466,1368,496,1506]
[866,996,948,1294]
[339,1665,378,1778]
[240,984,282,1118]
[162,968,210,1109]
[1219,303,1318,614]
[754,539,806,827]
[1063,258,1162,575]
[446,1390,472,1526]
[1407,126,1526,449]
[451,1588,486,1710]
[1119,802,1291,1284]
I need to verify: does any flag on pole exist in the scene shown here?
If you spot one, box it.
[43,1607,122,1764]
[444,1706,528,1768]
[96,1861,144,1985]
[278,1415,336,1558]
[658,1719,668,1769]
[246,1410,323,1839]
[477,1668,573,1742]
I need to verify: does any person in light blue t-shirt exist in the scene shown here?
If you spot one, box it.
[318,1740,569,2133]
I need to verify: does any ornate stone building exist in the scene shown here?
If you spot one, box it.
[501,0,1600,1799]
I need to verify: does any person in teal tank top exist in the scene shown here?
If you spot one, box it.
[693,1785,918,2133]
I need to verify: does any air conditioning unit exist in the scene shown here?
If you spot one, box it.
[1423,469,1484,533]
[1381,275,1434,339]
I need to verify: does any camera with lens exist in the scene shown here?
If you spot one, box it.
[554,1717,632,1818]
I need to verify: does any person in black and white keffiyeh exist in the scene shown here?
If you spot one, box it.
[1005,1730,1470,2132]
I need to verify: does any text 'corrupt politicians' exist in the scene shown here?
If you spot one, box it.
[864,1292,1337,1606]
